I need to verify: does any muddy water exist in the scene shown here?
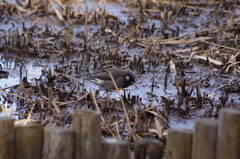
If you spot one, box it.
[0,55,50,88]
[0,54,198,129]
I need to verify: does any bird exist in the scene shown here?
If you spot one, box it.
[86,68,137,92]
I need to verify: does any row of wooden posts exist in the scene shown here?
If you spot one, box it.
[0,108,240,159]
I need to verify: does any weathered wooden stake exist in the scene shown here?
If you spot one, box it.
[15,126,43,159]
[44,127,73,159]
[192,119,218,159]
[0,117,15,159]
[135,138,164,159]
[73,110,101,159]
[101,138,129,159]
[216,108,240,159]
[166,128,193,159]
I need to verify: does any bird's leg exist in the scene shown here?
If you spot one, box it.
[106,91,111,101]
[114,87,127,91]
[95,89,100,98]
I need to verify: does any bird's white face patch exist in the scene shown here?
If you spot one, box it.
[125,76,130,81]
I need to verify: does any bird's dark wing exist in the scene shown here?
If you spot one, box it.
[109,69,125,80]
[114,76,126,88]
[90,69,124,81]
[90,72,111,80]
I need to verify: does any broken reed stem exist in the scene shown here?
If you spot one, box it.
[90,89,116,137]
[48,87,53,109]
[20,79,33,101]
[202,40,238,51]
[84,6,88,52]
[0,89,33,101]
[73,92,91,109]
[51,102,61,117]
[48,24,84,44]
[214,0,219,27]
[24,102,36,125]
[37,85,44,97]
[56,66,76,82]
[115,119,121,139]
[108,70,133,136]
[82,7,89,92]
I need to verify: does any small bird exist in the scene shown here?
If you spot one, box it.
[87,69,137,91]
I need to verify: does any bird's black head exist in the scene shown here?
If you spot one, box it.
[124,72,137,87]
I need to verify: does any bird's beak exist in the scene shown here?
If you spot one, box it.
[133,83,138,88]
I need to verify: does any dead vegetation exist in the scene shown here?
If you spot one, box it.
[0,0,240,143]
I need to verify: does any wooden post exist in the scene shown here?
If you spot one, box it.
[44,127,73,159]
[0,117,15,159]
[135,138,164,159]
[73,110,101,159]
[216,108,240,159]
[101,138,129,159]
[166,128,193,159]
[15,126,43,159]
[192,119,218,159]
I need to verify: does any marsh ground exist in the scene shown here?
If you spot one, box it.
[0,0,240,140]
